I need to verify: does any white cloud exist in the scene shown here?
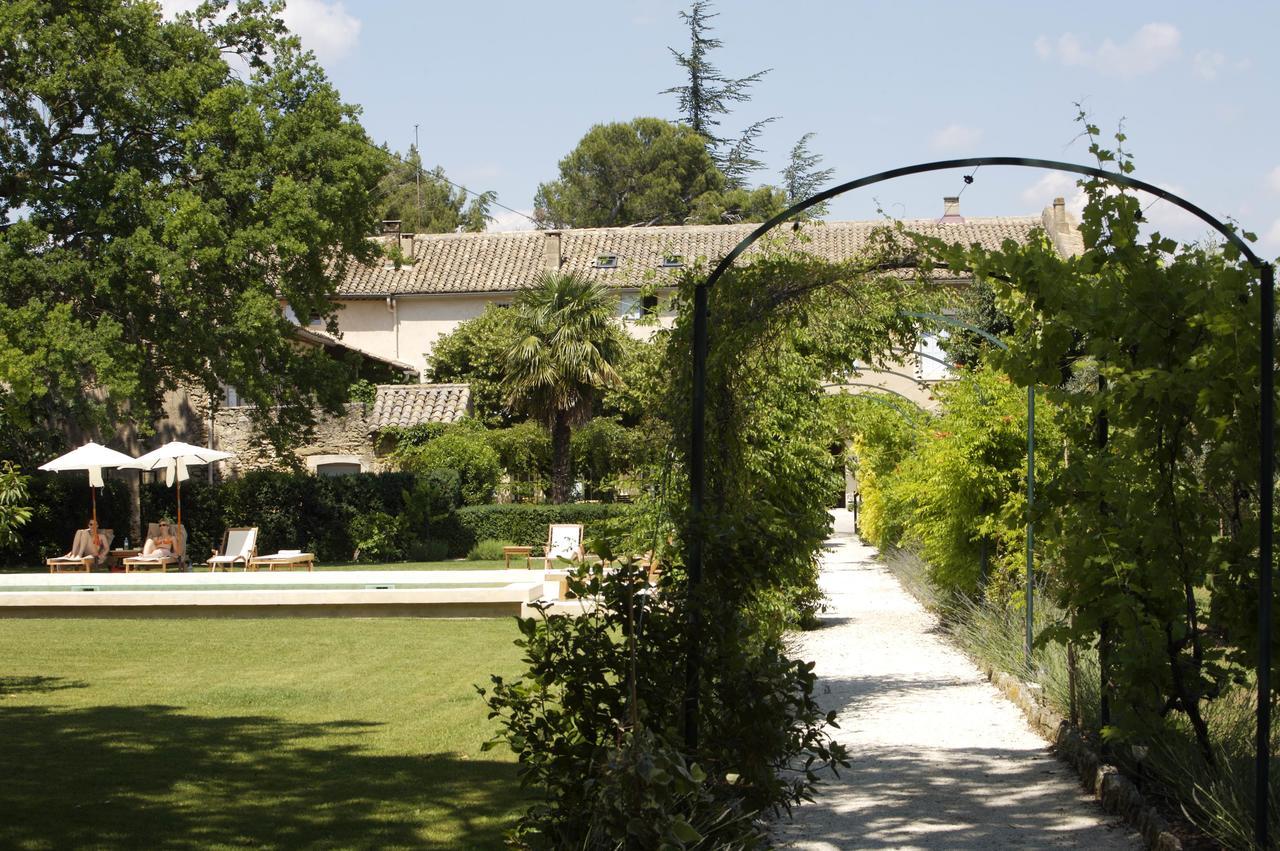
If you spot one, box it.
[1265,220,1280,251]
[158,0,201,17]
[282,0,361,63]
[1021,172,1085,217]
[487,209,537,233]
[1267,166,1280,194]
[159,0,362,65]
[930,124,983,152]
[1034,23,1181,77]
[1193,50,1226,79]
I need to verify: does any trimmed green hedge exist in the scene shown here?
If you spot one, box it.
[439,503,627,557]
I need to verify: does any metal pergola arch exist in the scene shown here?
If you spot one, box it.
[685,156,1276,846]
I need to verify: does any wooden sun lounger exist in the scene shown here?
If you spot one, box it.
[47,528,114,573]
[248,552,315,571]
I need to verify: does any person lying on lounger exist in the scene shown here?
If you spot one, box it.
[144,520,178,559]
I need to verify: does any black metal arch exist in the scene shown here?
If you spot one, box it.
[685,157,1275,845]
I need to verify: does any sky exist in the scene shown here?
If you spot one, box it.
[167,1,1280,252]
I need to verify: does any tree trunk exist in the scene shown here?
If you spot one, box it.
[550,416,572,504]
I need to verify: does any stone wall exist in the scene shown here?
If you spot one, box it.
[211,402,392,476]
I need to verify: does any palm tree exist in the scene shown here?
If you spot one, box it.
[503,272,624,503]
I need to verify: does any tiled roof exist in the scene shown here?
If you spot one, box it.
[370,383,471,430]
[336,216,1061,298]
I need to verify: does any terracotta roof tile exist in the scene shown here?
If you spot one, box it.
[336,217,1056,298]
[370,383,471,430]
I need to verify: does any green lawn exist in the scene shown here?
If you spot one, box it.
[0,618,528,849]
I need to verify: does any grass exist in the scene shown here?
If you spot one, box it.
[0,618,529,849]
[883,545,1280,850]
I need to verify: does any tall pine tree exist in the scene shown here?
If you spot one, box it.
[662,1,775,185]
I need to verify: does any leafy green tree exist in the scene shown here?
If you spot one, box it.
[0,462,32,548]
[393,423,500,506]
[426,305,523,425]
[687,184,787,225]
[376,144,494,233]
[533,118,723,229]
[503,273,624,503]
[662,0,775,182]
[0,0,386,456]
[781,132,836,217]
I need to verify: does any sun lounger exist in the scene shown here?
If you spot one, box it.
[123,522,187,572]
[46,527,113,573]
[248,550,315,571]
[207,527,258,571]
[544,524,584,598]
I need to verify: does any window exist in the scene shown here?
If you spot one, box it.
[618,294,660,321]
[306,454,365,476]
[659,255,683,268]
[223,385,240,408]
[315,462,361,477]
[593,254,618,269]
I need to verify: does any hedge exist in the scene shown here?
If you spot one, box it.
[439,503,627,557]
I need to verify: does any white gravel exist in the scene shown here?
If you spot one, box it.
[775,510,1139,850]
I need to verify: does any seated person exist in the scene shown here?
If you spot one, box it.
[143,519,178,559]
[83,519,109,566]
[53,519,110,569]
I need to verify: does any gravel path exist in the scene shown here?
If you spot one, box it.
[776,510,1138,850]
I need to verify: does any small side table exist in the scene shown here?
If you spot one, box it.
[108,549,141,572]
[502,546,533,569]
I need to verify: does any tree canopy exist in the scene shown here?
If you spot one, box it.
[533,118,724,229]
[0,0,386,457]
[426,304,523,426]
[662,0,773,183]
[376,145,494,234]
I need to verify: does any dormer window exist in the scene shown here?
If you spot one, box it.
[594,254,619,269]
[660,255,684,268]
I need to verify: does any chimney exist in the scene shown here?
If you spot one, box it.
[543,231,562,270]
[399,232,415,260]
[1052,197,1068,231]
[939,196,964,224]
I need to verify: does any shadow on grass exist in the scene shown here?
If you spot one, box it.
[0,675,89,695]
[0,703,522,849]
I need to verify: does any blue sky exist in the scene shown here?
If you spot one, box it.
[177,1,1280,251]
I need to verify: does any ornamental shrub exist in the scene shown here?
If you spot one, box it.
[481,554,845,848]
[467,538,517,560]
[349,511,407,562]
[393,423,500,506]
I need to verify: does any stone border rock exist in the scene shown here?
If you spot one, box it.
[982,664,1183,851]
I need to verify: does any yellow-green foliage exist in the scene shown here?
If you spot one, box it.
[841,368,1062,605]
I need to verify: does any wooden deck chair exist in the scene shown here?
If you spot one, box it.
[544,523,584,570]
[207,527,258,571]
[46,527,113,573]
[124,522,187,572]
[544,523,584,599]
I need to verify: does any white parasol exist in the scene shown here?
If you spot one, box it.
[122,441,234,529]
[38,441,137,527]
